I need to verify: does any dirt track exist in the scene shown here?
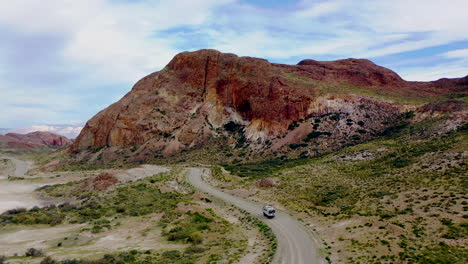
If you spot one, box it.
[187,168,325,264]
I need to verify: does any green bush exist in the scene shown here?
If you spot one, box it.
[185,246,205,254]
[40,257,57,264]
[289,143,308,149]
[393,157,412,168]
[304,131,332,142]
[161,250,182,259]
[192,212,212,223]
[25,248,44,257]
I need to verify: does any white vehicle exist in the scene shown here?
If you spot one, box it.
[262,205,276,218]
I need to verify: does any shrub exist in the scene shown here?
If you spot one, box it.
[256,179,275,187]
[167,230,190,241]
[61,259,82,264]
[289,143,308,149]
[185,245,205,254]
[288,120,299,130]
[0,256,6,264]
[161,250,181,259]
[304,131,332,142]
[442,224,467,239]
[224,121,243,133]
[40,256,57,264]
[330,113,340,121]
[393,157,412,168]
[25,248,44,257]
[441,218,453,226]
[188,233,203,245]
[192,212,212,223]
[318,186,348,205]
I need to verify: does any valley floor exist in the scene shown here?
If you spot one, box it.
[0,157,272,264]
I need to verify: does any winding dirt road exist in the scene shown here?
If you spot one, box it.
[187,168,325,264]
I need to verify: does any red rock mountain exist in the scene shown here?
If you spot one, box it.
[70,49,467,162]
[0,131,73,152]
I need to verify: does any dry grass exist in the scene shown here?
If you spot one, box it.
[217,121,468,263]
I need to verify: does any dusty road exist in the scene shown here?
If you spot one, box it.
[187,168,325,264]
[0,156,43,213]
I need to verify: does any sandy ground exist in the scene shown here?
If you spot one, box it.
[0,156,97,213]
[0,157,169,214]
[0,214,186,263]
[0,159,189,262]
[0,224,84,256]
[113,164,169,182]
[0,181,45,213]
[0,156,45,213]
[0,159,266,263]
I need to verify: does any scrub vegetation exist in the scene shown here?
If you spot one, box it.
[0,169,269,263]
[219,120,468,263]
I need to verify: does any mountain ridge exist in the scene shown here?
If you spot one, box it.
[69,49,467,164]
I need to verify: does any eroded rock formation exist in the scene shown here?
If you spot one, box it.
[70,49,467,161]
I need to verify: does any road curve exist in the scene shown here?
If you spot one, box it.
[187,168,325,264]
[1,156,34,178]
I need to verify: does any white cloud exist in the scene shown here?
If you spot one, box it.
[0,0,233,83]
[1,0,468,128]
[363,0,468,34]
[296,0,345,18]
[400,64,468,81]
[0,88,80,127]
[444,49,468,58]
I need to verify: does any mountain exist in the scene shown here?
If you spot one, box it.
[70,49,467,163]
[6,124,83,139]
[0,131,73,154]
[0,128,10,135]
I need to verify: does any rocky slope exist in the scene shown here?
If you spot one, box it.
[70,49,467,163]
[0,131,73,153]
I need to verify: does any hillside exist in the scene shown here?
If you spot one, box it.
[68,49,467,166]
[210,120,468,263]
[0,131,73,154]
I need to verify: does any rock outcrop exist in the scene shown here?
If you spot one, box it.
[70,49,467,162]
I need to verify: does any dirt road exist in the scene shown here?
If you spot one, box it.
[187,168,325,264]
[0,156,43,213]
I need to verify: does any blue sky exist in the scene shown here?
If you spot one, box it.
[1,0,468,128]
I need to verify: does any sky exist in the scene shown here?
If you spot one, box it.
[1,0,468,129]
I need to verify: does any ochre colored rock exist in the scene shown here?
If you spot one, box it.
[70,49,467,159]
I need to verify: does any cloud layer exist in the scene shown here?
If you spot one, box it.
[1,0,467,128]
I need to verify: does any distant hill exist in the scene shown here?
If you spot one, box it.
[0,131,73,154]
[3,124,83,139]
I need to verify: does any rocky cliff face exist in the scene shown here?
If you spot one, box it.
[70,49,467,162]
